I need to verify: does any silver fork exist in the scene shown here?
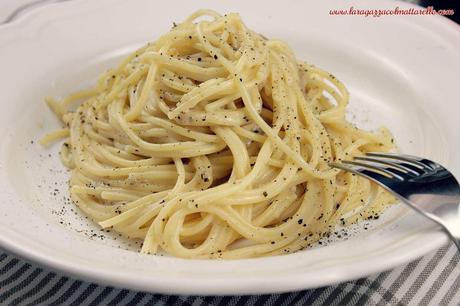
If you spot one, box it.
[330,152,460,251]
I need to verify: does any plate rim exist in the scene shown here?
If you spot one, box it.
[0,226,448,295]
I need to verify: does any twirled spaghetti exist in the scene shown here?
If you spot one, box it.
[43,10,396,259]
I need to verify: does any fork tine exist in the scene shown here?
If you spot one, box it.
[366,152,435,170]
[329,162,399,190]
[342,160,406,181]
[354,156,422,176]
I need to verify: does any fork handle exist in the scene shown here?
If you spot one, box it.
[426,213,460,252]
[442,230,460,251]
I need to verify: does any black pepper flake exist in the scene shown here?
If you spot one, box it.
[197,57,202,62]
[214,55,218,60]
[263,191,268,197]
[298,219,303,224]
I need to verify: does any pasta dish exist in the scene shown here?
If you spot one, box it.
[42,10,395,259]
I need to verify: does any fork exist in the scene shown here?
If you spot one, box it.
[330,152,460,251]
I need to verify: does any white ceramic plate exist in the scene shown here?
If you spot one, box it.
[0,0,459,295]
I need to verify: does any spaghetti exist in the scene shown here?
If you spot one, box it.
[43,10,396,259]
